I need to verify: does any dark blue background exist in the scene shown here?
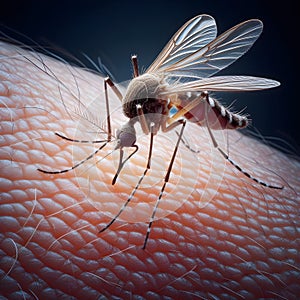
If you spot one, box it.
[1,0,299,151]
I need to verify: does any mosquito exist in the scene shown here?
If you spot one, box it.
[38,14,283,249]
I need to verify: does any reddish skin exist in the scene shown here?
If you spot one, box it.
[0,42,299,299]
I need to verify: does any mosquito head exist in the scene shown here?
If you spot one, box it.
[115,120,137,149]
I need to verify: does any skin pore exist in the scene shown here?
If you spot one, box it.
[0,41,299,299]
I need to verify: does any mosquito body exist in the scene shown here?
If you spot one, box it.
[38,14,283,249]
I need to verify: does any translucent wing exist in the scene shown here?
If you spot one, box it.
[146,14,217,74]
[149,18,263,80]
[161,76,280,94]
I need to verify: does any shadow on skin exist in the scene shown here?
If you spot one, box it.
[0,41,299,299]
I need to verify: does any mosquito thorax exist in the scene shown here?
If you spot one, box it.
[122,73,166,119]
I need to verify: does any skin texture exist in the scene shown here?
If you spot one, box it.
[0,41,300,299]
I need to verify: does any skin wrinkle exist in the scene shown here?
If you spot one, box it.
[0,41,299,299]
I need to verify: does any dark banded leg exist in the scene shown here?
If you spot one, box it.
[37,141,108,174]
[100,125,154,233]
[54,132,106,144]
[218,147,283,188]
[111,102,150,185]
[112,145,139,185]
[37,76,122,175]
[205,116,283,189]
[143,119,186,249]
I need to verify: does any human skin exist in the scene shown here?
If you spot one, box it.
[0,41,299,299]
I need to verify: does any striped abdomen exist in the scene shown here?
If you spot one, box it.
[176,92,248,130]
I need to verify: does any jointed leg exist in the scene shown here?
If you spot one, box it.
[143,119,186,249]
[202,92,283,189]
[104,76,123,101]
[100,125,155,233]
[54,132,106,144]
[175,131,200,153]
[111,102,152,184]
[37,76,122,175]
[104,78,112,141]
[104,77,123,141]
[168,94,205,123]
[136,104,150,135]
[37,141,108,174]
[112,145,139,185]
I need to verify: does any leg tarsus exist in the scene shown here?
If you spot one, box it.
[37,142,107,174]
[205,113,283,189]
[55,132,106,144]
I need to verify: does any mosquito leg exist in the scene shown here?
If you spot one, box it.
[112,148,124,185]
[104,76,123,101]
[175,130,200,154]
[104,76,123,141]
[143,120,186,249]
[38,76,122,174]
[112,145,139,185]
[38,77,115,174]
[37,142,108,174]
[204,107,284,189]
[136,104,150,135]
[131,55,139,78]
[104,78,112,141]
[169,96,204,122]
[55,132,106,144]
[100,125,154,233]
